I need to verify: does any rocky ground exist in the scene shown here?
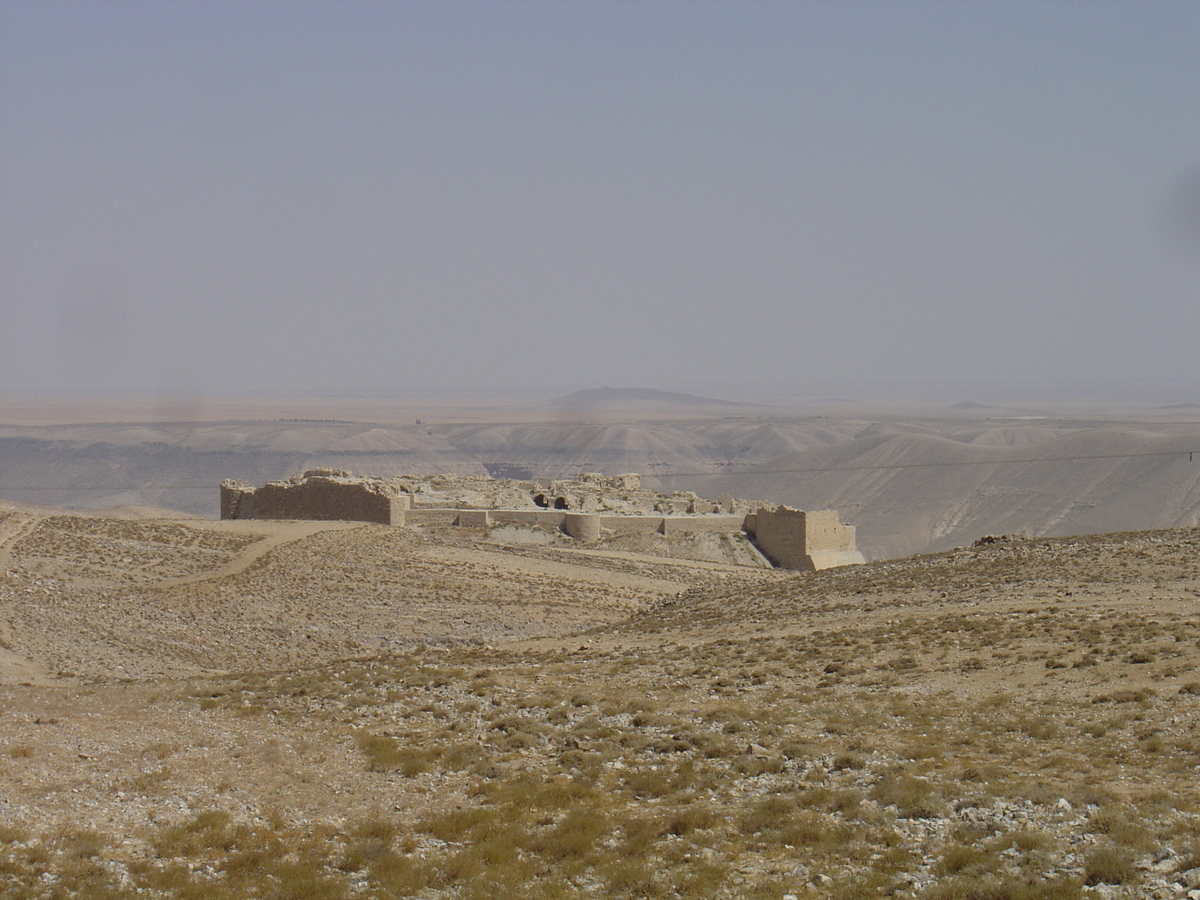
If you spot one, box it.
[1,502,1200,898]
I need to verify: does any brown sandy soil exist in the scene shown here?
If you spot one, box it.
[2,509,1200,898]
[1,512,756,682]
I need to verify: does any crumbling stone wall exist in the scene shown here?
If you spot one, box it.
[575,472,641,490]
[220,470,408,525]
[220,480,256,520]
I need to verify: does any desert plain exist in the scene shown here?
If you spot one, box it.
[2,391,1200,899]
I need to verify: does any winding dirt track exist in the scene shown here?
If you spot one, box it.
[0,513,51,682]
[0,515,366,684]
[0,512,43,572]
[146,520,365,590]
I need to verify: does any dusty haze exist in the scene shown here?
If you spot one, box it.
[2,1,1199,402]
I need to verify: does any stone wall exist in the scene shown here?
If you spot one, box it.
[750,506,866,571]
[220,480,256,520]
[403,509,459,526]
[489,510,571,528]
[660,515,747,536]
[218,473,864,572]
[748,508,864,571]
[563,513,601,541]
[221,471,408,526]
[595,515,664,535]
[454,510,491,528]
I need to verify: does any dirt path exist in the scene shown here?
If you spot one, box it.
[0,511,55,683]
[543,543,765,574]
[426,544,684,596]
[0,512,44,573]
[148,520,366,589]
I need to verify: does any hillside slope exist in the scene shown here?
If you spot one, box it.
[684,426,1200,559]
[3,512,1200,897]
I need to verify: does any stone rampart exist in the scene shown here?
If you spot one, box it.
[563,513,601,541]
[220,480,256,521]
[454,510,491,528]
[596,515,663,534]
[218,473,863,572]
[221,471,407,525]
[403,509,460,526]
[660,515,747,536]
[489,510,569,528]
[751,506,865,571]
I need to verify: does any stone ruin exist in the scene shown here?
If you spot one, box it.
[220,468,408,525]
[220,469,866,572]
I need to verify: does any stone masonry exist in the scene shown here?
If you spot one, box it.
[221,469,409,526]
[220,471,865,571]
[745,506,866,572]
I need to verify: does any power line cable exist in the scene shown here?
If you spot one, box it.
[646,448,1200,479]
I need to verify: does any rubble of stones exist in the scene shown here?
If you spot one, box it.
[389,471,769,518]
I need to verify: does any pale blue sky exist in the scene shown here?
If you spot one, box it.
[1,1,1198,401]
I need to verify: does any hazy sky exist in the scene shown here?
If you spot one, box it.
[2,0,1198,401]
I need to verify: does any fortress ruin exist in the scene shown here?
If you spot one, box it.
[220,469,865,572]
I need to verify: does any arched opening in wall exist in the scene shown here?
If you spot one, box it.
[533,494,549,508]
[554,496,569,510]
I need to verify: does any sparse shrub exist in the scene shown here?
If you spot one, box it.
[1083,843,1136,885]
[53,827,106,861]
[354,731,429,776]
[921,875,1083,899]
[870,772,947,819]
[1020,717,1058,741]
[832,752,865,771]
[529,807,608,860]
[664,805,716,836]
[368,849,428,895]
[1086,807,1151,849]
[1003,828,1053,853]
[440,742,487,771]
[419,806,500,844]
[670,859,727,898]
[602,857,662,897]
[935,843,999,878]
[622,768,673,799]
[557,748,603,772]
[1093,687,1156,704]
[733,754,784,776]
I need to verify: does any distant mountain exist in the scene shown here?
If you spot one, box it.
[946,401,1047,417]
[678,426,1200,560]
[546,387,752,410]
[5,407,1200,564]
